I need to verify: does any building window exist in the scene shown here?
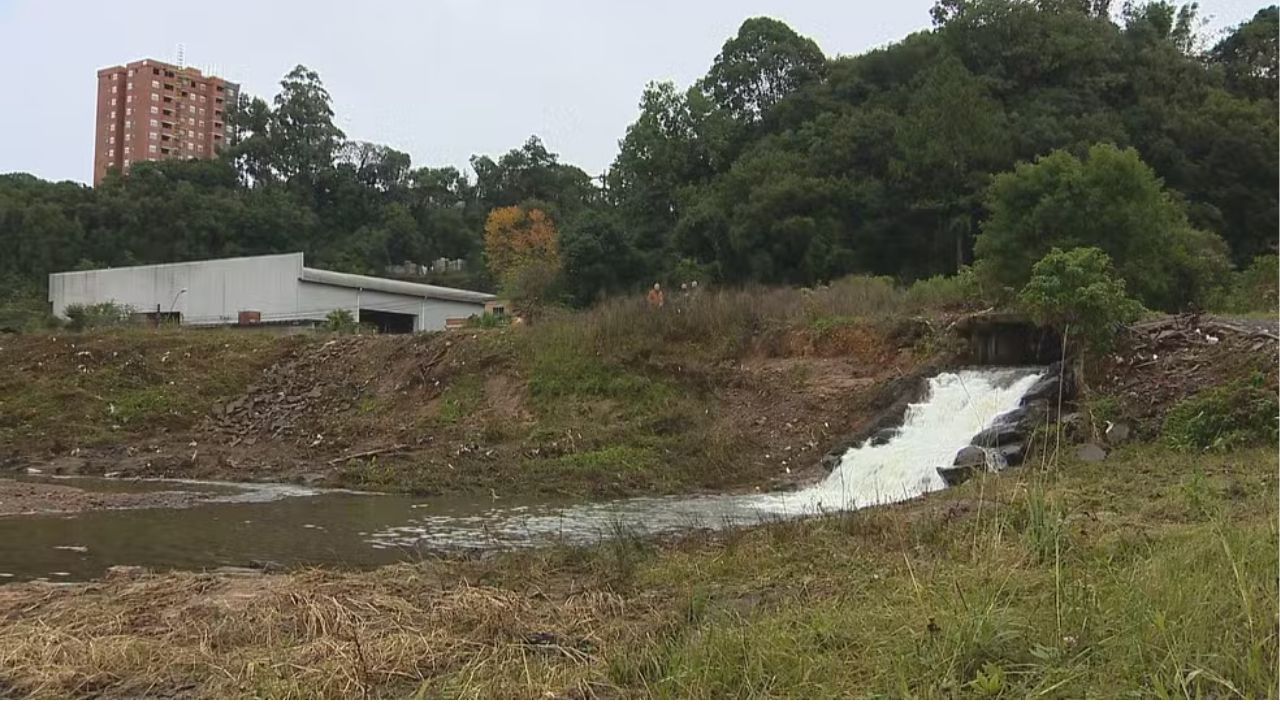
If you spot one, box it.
[128,69,135,77]
[199,119,205,127]
[125,120,131,129]
[108,135,115,144]
[152,80,160,89]
[128,82,133,90]
[124,146,130,155]
[108,148,115,158]
[187,142,194,149]
[123,159,130,168]
[198,144,204,151]
[151,106,158,114]
[150,92,159,101]
[111,73,118,81]
[164,83,173,91]
[149,131,158,140]
[149,144,157,153]
[152,68,160,75]
[111,97,117,106]
[110,110,116,119]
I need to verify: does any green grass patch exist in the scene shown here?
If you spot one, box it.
[1163,372,1278,452]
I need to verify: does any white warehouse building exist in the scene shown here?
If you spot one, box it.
[48,253,494,333]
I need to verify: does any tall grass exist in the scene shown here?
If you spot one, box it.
[539,274,956,365]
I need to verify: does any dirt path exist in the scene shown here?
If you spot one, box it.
[0,478,213,516]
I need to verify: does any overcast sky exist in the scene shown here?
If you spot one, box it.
[0,0,1264,184]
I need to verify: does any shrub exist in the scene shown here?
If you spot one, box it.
[1209,254,1278,314]
[324,308,358,333]
[1163,373,1279,452]
[905,267,983,311]
[64,302,135,331]
[1018,247,1143,354]
[501,257,563,320]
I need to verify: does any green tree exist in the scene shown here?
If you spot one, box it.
[700,17,827,124]
[560,209,644,305]
[269,65,346,183]
[1210,6,1279,102]
[974,143,1229,310]
[1018,246,1143,353]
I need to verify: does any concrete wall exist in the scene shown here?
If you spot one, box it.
[50,254,304,325]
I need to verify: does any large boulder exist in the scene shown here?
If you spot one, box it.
[1019,361,1078,407]
[937,465,977,486]
[953,445,988,468]
[1105,421,1131,446]
[1076,443,1107,463]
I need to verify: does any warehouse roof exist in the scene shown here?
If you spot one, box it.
[300,266,494,304]
[49,252,495,305]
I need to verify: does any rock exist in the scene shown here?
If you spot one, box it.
[1019,361,1077,406]
[1076,443,1107,463]
[869,428,898,447]
[1058,412,1087,443]
[1104,421,1131,446]
[953,445,987,468]
[937,465,976,486]
[970,423,1023,448]
[998,444,1025,465]
[106,565,146,579]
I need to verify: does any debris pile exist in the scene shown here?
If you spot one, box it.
[1097,314,1278,431]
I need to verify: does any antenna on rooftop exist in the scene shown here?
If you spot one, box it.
[177,43,185,69]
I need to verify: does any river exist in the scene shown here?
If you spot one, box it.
[0,368,1042,583]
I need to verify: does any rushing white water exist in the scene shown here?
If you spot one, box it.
[751,368,1044,514]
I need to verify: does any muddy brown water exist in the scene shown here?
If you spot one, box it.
[0,476,795,583]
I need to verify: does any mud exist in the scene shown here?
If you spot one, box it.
[0,478,213,516]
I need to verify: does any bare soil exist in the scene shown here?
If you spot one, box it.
[0,478,212,516]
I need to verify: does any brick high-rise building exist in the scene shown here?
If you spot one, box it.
[94,59,239,186]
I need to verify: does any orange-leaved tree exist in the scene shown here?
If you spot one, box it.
[483,206,560,280]
[483,206,562,315]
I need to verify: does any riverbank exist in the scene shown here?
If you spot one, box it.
[0,443,1273,698]
[1,280,960,499]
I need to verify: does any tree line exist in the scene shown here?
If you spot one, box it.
[1,0,1275,316]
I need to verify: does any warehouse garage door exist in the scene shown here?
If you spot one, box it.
[361,309,415,334]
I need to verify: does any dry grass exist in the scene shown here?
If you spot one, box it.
[0,444,1273,699]
[0,565,642,699]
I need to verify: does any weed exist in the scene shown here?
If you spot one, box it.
[1163,373,1278,452]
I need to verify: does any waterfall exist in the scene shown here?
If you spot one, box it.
[751,368,1043,514]
[368,367,1046,549]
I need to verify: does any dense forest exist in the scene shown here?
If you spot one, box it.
[2,0,1276,316]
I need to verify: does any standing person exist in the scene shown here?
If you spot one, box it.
[647,282,665,309]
